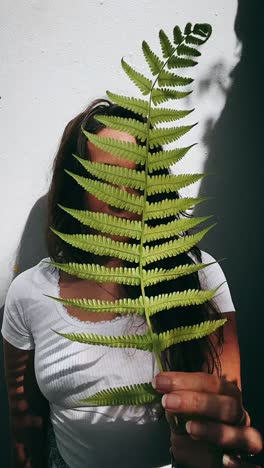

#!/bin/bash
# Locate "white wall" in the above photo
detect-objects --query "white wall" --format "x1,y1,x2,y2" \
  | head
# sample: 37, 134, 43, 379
0, 0, 239, 304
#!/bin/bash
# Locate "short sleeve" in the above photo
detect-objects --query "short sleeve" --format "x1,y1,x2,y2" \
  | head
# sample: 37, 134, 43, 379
1, 277, 35, 350
198, 251, 235, 313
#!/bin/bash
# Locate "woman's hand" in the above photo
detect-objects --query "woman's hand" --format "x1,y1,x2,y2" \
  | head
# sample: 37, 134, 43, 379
152, 372, 263, 467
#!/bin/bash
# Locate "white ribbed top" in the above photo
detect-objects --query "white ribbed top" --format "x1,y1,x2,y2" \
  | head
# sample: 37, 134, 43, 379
2, 252, 235, 468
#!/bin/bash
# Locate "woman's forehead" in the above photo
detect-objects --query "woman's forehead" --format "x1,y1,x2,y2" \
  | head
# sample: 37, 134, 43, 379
87, 127, 137, 169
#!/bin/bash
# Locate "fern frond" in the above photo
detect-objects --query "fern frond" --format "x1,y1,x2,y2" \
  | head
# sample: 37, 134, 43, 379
46, 261, 140, 285
167, 56, 198, 69
121, 58, 152, 95
95, 115, 147, 142
185, 35, 205, 46
149, 107, 193, 125
147, 288, 218, 316
177, 44, 201, 57
50, 229, 140, 263
57, 206, 142, 240
80, 383, 160, 406
53, 329, 153, 351
159, 29, 175, 58
193, 23, 212, 41
145, 196, 206, 220
73, 155, 145, 190
46, 296, 144, 315
142, 261, 215, 287
144, 215, 212, 242
173, 25, 184, 44
146, 173, 204, 195
159, 319, 226, 350
82, 130, 146, 164
148, 145, 196, 172
65, 173, 144, 215
152, 87, 192, 105
148, 124, 196, 148
142, 40, 164, 75
142, 225, 215, 265
106, 91, 149, 118
158, 70, 193, 87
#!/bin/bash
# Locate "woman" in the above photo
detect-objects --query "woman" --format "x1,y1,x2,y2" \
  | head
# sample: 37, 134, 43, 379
2, 99, 263, 467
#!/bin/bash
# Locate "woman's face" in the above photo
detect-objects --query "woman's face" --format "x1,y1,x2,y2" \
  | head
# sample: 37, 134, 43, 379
85, 127, 141, 223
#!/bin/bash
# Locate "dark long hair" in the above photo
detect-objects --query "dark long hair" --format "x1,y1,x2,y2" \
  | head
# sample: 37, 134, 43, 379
46, 99, 224, 375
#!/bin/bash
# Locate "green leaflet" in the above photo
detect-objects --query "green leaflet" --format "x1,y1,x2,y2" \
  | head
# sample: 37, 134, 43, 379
106, 91, 149, 117
177, 44, 201, 57
167, 56, 198, 69
147, 288, 218, 316
58, 206, 142, 240
158, 70, 193, 87
185, 35, 205, 46
142, 225, 215, 265
142, 261, 216, 287
50, 229, 140, 263
45, 261, 140, 285
159, 319, 227, 350
95, 115, 147, 142
148, 124, 196, 148
121, 58, 152, 95
143, 215, 212, 242
73, 155, 145, 190
142, 40, 164, 75
148, 145, 196, 172
173, 25, 184, 44
152, 87, 192, 105
46, 295, 144, 315
145, 196, 206, 220
65, 172, 144, 214
82, 130, 146, 164
149, 107, 193, 125
146, 173, 204, 195
80, 383, 160, 406
159, 29, 175, 58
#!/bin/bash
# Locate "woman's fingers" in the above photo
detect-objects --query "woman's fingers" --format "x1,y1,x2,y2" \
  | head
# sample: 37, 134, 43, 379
185, 420, 263, 455
162, 390, 243, 425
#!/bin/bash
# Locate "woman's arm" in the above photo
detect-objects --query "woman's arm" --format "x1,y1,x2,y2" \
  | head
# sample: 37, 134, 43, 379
4, 340, 49, 468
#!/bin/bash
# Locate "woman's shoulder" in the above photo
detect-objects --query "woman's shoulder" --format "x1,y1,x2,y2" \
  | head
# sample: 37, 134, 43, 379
7, 258, 55, 300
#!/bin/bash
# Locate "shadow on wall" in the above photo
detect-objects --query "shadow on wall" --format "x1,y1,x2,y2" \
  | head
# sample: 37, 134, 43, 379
195, 0, 264, 449
0, 195, 48, 467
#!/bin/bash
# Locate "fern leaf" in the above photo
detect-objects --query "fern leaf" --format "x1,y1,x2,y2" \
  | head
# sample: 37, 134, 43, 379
193, 23, 212, 41
148, 288, 218, 316
159, 319, 226, 350
152, 87, 192, 105
145, 197, 206, 220
150, 107, 193, 125
159, 29, 175, 58
50, 229, 140, 263
58, 206, 142, 240
142, 225, 215, 265
46, 296, 144, 315
45, 261, 140, 285
144, 215, 212, 242
148, 145, 196, 172
143, 261, 216, 287
65, 173, 144, 215
184, 23, 193, 35
142, 40, 164, 75
82, 130, 146, 165
148, 124, 196, 148
121, 58, 152, 95
73, 155, 145, 190
185, 35, 205, 46
167, 56, 198, 69
95, 115, 147, 142
53, 329, 153, 351
146, 173, 204, 195
106, 91, 149, 118
80, 383, 160, 406
173, 25, 184, 44
177, 44, 201, 57
158, 70, 193, 87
